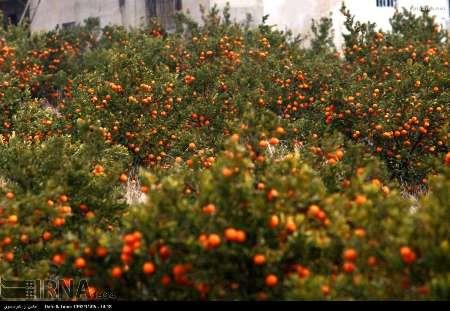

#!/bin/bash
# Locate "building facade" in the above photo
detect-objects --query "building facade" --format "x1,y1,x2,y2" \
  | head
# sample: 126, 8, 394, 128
1, 1, 448, 48
26, 0, 262, 32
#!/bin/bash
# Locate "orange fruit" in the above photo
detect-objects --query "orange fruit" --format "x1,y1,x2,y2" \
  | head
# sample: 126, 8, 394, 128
159, 245, 171, 260
235, 230, 246, 243
42, 231, 52, 241
96, 246, 108, 257
202, 203, 216, 215
285, 218, 297, 233
59, 194, 69, 203
111, 266, 123, 279
269, 137, 279, 145
354, 195, 367, 206
4, 252, 14, 262
222, 167, 233, 177
342, 261, 356, 273
307, 205, 320, 217
367, 256, 378, 267
7, 215, 18, 224
265, 274, 278, 287
52, 254, 64, 266
275, 127, 285, 135
266, 189, 279, 201
268, 215, 279, 228
161, 275, 171, 287
5, 192, 14, 200
119, 174, 128, 183
259, 140, 269, 148
253, 254, 266, 266
445, 152, 450, 165
230, 134, 240, 143
224, 228, 238, 241
143, 262, 156, 275
335, 150, 344, 160
207, 234, 221, 248
321, 285, 331, 296
354, 228, 366, 238
74, 257, 86, 269
400, 246, 417, 264
343, 248, 358, 261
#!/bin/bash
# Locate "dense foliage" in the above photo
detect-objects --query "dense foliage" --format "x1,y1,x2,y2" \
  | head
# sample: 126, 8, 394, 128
0, 5, 449, 300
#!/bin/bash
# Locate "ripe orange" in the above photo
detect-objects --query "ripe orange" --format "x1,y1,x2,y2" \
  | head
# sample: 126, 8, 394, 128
354, 195, 367, 206
143, 262, 156, 275
285, 218, 297, 233
400, 246, 417, 264
5, 251, 14, 262
224, 228, 238, 241
367, 256, 378, 267
202, 203, 216, 215
265, 274, 278, 287
335, 150, 344, 160
172, 264, 183, 277
52, 254, 64, 266
230, 134, 240, 143
307, 205, 320, 217
235, 230, 246, 243
159, 245, 171, 260
161, 275, 171, 287
268, 215, 279, 228
259, 140, 269, 148
266, 189, 279, 201
222, 167, 233, 177
275, 126, 285, 135
59, 194, 69, 203
269, 137, 279, 145
5, 192, 14, 200
111, 266, 123, 279
20, 234, 29, 244
321, 285, 331, 296
74, 257, 87, 269
327, 158, 337, 166
207, 234, 221, 248
342, 261, 356, 273
119, 173, 128, 183
253, 254, 266, 266
343, 248, 358, 261
354, 228, 366, 238
42, 231, 52, 241
7, 215, 18, 224
52, 217, 65, 227
297, 266, 310, 279
445, 152, 450, 165
96, 246, 108, 257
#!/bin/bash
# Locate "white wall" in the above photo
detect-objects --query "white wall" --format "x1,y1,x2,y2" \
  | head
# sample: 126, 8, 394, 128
210, 0, 264, 25
183, 0, 210, 23
29, 0, 149, 32
263, 0, 450, 49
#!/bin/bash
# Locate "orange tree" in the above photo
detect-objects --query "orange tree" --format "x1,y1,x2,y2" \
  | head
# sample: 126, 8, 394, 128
0, 5, 448, 300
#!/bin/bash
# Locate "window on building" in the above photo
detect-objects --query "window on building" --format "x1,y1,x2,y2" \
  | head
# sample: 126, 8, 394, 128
119, 0, 125, 8
376, 0, 396, 7
175, 0, 182, 11
146, 0, 157, 17
62, 22, 76, 29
